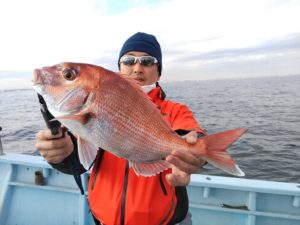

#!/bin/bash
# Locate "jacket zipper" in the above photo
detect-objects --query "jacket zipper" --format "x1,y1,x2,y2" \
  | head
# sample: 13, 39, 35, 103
121, 161, 129, 225
159, 173, 167, 196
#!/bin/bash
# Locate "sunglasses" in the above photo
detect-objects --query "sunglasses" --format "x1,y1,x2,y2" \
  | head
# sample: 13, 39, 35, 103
119, 55, 158, 67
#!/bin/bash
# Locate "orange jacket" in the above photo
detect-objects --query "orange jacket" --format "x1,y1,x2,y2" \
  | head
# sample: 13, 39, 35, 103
88, 86, 206, 225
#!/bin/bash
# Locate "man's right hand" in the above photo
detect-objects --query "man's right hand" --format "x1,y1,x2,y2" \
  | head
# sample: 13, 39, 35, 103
35, 128, 74, 164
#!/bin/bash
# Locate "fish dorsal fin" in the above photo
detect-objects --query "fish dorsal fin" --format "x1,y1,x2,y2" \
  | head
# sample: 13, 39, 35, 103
130, 160, 171, 177
118, 73, 150, 96
78, 136, 98, 170
119, 73, 142, 86
118, 73, 161, 112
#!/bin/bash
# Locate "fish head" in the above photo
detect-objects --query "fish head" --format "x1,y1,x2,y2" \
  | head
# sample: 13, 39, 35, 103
32, 62, 100, 117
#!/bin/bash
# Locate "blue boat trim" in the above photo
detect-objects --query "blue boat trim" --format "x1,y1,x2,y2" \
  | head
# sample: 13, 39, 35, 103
1, 153, 300, 225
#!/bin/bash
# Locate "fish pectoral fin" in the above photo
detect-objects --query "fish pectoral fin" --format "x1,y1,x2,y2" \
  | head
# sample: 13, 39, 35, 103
55, 112, 96, 125
78, 136, 98, 170
131, 160, 171, 177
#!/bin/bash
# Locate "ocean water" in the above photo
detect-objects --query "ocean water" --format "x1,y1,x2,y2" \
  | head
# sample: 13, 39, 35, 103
0, 75, 299, 183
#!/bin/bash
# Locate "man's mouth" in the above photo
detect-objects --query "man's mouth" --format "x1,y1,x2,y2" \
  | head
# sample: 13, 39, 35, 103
134, 77, 145, 82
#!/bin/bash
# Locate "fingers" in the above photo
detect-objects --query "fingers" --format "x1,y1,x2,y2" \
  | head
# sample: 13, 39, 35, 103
36, 135, 70, 152
166, 131, 206, 174
35, 128, 74, 164
166, 151, 202, 174
166, 170, 190, 186
36, 128, 64, 141
182, 131, 198, 144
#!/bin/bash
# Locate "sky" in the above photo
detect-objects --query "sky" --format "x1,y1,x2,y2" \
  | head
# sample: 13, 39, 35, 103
0, 0, 299, 89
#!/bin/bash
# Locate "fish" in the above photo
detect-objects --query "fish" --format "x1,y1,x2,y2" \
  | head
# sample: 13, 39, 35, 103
32, 62, 247, 177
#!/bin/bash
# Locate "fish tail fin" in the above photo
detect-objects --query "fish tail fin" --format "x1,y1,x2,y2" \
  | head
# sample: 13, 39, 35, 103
198, 128, 247, 176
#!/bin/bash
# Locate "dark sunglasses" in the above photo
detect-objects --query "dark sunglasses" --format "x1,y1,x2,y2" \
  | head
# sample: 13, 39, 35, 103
119, 55, 158, 67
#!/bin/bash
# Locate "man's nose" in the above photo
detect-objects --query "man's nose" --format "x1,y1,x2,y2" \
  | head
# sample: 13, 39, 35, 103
132, 61, 144, 73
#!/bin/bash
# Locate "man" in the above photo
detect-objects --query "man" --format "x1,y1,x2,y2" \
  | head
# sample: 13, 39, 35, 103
36, 32, 207, 225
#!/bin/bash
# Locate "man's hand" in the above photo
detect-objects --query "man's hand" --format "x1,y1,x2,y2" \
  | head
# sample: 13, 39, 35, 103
35, 128, 74, 164
165, 131, 206, 186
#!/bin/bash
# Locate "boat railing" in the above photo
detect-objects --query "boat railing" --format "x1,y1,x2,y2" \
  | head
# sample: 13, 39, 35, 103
1, 152, 300, 225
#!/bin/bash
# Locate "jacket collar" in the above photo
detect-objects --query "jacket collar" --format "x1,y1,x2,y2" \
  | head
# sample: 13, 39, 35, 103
148, 84, 166, 104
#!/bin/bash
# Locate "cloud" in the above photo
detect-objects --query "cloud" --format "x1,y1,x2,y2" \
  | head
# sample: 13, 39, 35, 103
174, 33, 300, 62
0, 0, 299, 86
162, 33, 300, 80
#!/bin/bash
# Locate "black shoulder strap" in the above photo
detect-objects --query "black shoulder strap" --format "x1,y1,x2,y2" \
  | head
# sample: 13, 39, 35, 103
90, 148, 105, 191
65, 132, 85, 195
67, 133, 104, 195
67, 154, 85, 195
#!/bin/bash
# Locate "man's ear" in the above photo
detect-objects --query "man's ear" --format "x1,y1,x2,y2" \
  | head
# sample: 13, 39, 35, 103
156, 73, 161, 82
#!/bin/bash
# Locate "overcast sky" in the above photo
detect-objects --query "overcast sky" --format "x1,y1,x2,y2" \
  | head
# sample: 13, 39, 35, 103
0, 0, 299, 89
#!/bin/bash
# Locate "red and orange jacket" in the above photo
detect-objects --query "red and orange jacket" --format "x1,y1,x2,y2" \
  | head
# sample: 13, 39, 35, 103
52, 85, 206, 225
87, 86, 206, 225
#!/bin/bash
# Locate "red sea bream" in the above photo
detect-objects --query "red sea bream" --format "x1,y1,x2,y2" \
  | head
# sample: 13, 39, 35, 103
32, 62, 247, 177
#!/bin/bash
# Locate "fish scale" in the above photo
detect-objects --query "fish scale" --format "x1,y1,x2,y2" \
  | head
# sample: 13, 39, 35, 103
96, 86, 173, 160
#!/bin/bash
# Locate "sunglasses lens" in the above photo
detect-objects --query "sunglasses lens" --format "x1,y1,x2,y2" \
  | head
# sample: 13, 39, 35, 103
120, 55, 157, 66
140, 56, 156, 66
121, 56, 136, 65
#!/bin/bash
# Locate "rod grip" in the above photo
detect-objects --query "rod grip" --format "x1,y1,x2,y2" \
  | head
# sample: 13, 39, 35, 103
37, 94, 61, 135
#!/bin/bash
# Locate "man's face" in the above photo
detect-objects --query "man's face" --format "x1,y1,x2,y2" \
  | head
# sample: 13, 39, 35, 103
119, 51, 160, 86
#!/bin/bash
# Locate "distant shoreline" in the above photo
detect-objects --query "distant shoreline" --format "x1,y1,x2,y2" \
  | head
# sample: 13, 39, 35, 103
1, 73, 299, 91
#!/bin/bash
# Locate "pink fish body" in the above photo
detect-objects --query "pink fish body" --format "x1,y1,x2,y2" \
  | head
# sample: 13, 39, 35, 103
32, 62, 246, 177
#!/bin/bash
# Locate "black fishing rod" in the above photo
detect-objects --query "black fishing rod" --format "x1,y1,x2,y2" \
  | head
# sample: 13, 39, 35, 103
0, 126, 4, 155
37, 94, 84, 195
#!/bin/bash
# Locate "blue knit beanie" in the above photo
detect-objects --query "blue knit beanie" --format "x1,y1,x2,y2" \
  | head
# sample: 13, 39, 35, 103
118, 32, 162, 76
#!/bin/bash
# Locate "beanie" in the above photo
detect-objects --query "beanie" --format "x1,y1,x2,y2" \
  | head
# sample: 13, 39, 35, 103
118, 32, 162, 76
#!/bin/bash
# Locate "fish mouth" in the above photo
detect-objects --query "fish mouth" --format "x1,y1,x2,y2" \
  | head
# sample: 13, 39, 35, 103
32, 68, 51, 90
32, 69, 46, 95
32, 69, 43, 86
32, 67, 59, 87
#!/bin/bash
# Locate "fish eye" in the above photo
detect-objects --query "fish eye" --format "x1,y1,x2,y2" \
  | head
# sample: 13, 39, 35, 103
62, 68, 77, 81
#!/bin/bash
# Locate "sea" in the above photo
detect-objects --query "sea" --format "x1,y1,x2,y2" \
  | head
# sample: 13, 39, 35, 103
0, 75, 299, 183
